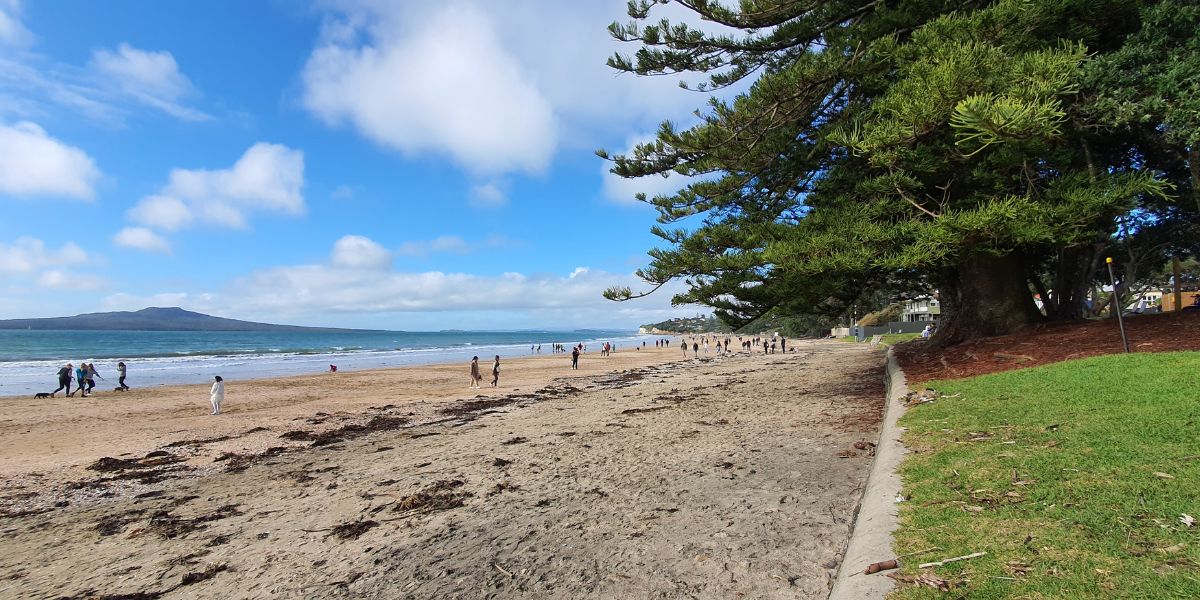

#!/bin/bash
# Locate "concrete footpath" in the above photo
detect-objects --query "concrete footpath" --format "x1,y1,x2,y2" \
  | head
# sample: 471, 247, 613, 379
827, 347, 911, 599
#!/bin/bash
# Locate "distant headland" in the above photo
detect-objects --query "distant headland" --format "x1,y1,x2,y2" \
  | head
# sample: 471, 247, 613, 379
0, 307, 371, 332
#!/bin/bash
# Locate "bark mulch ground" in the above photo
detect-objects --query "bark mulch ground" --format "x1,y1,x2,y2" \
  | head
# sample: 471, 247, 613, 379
894, 310, 1200, 384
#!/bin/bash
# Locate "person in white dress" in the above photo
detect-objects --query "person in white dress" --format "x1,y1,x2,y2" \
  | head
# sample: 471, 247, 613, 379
210, 376, 225, 415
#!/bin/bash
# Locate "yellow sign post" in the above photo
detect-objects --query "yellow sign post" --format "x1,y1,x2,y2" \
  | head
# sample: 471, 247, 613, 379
1105, 257, 1130, 353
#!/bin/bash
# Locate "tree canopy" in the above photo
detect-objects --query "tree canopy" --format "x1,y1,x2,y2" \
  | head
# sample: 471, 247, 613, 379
602, 0, 1200, 344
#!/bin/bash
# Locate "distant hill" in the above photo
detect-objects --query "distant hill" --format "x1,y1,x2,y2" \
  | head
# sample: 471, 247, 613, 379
0, 307, 369, 332
638, 315, 733, 335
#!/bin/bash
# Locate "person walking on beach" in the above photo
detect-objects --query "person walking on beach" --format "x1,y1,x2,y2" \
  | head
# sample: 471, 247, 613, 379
116, 361, 130, 391
210, 376, 225, 415
571, 345, 580, 369
52, 363, 73, 397
470, 356, 482, 389
692, 341, 699, 356
85, 363, 101, 394
491, 355, 501, 387
75, 364, 88, 397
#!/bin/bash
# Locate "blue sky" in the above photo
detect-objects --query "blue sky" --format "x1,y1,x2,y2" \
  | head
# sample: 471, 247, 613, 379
0, 0, 730, 330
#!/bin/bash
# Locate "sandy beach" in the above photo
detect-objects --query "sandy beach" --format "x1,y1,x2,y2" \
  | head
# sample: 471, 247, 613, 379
0, 340, 885, 599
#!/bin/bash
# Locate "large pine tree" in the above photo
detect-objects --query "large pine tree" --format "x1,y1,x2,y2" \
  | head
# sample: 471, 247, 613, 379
602, 0, 1197, 345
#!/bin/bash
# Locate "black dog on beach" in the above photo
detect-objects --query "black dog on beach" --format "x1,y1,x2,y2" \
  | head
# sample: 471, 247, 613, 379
34, 392, 51, 399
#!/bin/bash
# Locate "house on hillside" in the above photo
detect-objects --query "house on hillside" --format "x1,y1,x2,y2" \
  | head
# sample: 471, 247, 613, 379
901, 295, 940, 322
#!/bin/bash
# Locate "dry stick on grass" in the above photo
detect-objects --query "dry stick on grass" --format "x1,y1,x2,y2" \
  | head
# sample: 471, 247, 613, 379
864, 559, 899, 574
919, 551, 987, 569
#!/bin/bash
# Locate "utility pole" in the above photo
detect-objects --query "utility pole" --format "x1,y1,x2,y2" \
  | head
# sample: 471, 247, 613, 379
1106, 257, 1130, 353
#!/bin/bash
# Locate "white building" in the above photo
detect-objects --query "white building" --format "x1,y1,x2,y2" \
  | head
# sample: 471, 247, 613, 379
901, 295, 940, 322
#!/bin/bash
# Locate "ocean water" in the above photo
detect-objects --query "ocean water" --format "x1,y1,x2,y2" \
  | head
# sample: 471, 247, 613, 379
0, 329, 654, 397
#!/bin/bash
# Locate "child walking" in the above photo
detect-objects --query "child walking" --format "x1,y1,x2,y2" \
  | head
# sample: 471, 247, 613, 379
210, 376, 225, 415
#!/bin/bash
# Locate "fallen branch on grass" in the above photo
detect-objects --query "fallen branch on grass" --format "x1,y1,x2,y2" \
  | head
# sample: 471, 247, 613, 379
864, 559, 898, 574
919, 551, 986, 569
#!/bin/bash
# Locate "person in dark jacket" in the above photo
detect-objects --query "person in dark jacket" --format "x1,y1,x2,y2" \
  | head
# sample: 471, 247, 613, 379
51, 363, 73, 397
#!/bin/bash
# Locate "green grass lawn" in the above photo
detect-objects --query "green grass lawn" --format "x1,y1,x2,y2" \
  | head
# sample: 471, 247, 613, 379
838, 332, 923, 345
891, 351, 1200, 599
882, 333, 922, 345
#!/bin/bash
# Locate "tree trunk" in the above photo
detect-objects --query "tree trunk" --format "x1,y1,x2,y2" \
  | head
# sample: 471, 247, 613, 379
1189, 146, 1200, 214
934, 253, 1043, 346
1046, 242, 1103, 321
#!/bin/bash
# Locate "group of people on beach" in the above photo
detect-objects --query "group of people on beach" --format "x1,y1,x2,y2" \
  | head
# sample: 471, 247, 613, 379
49, 361, 129, 397
469, 355, 501, 389
679, 334, 788, 357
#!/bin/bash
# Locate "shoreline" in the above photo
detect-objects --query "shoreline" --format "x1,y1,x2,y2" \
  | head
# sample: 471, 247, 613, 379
0, 344, 688, 485
0, 330, 663, 398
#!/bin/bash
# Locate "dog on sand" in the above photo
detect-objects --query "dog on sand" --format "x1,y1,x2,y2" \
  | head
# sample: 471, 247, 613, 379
34, 392, 51, 399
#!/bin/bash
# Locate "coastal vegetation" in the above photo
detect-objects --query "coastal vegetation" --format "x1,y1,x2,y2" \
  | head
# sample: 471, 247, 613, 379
639, 315, 732, 334
601, 0, 1200, 346
893, 352, 1200, 597
640, 309, 840, 337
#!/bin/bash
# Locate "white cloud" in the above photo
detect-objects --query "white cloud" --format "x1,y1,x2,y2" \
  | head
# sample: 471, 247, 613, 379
0, 0, 32, 47
0, 121, 100, 200
301, 1, 749, 183
331, 234, 392, 269
113, 227, 171, 254
0, 34, 207, 124
0, 236, 90, 274
126, 142, 305, 235
601, 133, 691, 204
221, 263, 693, 327
102, 291, 190, 311
469, 181, 506, 207
89, 43, 209, 121
38, 269, 106, 290
301, 2, 556, 174
127, 194, 192, 231
97, 236, 697, 328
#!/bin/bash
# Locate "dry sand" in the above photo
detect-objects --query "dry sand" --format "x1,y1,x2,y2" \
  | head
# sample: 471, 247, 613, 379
0, 340, 885, 599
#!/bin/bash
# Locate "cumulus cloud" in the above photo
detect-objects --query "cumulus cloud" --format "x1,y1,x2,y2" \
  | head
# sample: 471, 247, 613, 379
126, 142, 305, 236
253, 265, 676, 322
127, 195, 192, 231
89, 43, 209, 121
113, 227, 171, 254
301, 2, 556, 174
331, 234, 392, 269
0, 236, 89, 273
98, 235, 696, 328
0, 121, 100, 200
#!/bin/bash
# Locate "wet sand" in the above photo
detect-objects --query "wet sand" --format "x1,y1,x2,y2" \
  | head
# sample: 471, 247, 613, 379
0, 340, 885, 599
